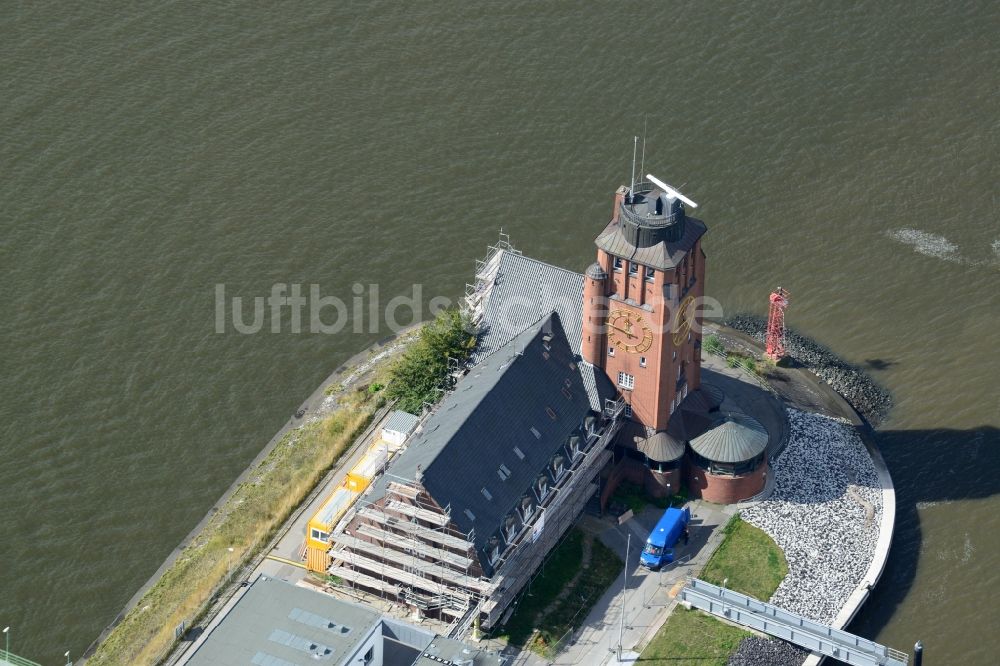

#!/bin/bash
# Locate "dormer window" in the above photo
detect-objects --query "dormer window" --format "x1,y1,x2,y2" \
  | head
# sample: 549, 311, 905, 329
565, 434, 582, 460
550, 454, 566, 482
520, 496, 534, 521
488, 536, 501, 564
504, 513, 520, 540
535, 475, 549, 502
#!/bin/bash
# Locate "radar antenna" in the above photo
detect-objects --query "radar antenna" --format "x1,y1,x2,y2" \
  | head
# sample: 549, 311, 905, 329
645, 174, 699, 209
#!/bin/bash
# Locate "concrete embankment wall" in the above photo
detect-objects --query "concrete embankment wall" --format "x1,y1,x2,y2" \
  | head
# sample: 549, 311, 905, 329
82, 328, 417, 663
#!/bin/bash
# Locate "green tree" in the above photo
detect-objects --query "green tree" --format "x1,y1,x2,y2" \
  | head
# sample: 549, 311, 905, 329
385, 309, 477, 413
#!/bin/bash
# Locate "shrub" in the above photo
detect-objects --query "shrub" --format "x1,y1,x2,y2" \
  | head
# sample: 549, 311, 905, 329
384, 309, 476, 414
704, 334, 724, 355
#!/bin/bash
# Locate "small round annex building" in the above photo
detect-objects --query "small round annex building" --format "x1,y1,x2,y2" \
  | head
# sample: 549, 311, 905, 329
687, 412, 769, 504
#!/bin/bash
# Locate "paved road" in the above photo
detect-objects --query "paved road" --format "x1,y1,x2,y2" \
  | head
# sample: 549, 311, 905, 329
516, 500, 738, 665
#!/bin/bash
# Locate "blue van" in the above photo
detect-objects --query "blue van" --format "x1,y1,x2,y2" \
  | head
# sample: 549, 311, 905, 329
639, 506, 691, 569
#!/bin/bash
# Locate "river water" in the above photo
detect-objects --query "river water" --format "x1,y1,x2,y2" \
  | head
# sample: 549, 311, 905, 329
1, 1, 997, 663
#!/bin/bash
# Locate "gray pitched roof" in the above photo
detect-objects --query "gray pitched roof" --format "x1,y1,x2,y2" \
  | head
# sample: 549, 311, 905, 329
383, 410, 420, 436
689, 412, 768, 463
471, 250, 610, 412
375, 312, 612, 576
473, 251, 585, 361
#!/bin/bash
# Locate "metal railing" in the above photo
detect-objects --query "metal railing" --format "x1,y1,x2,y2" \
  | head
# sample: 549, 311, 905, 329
0, 652, 45, 666
680, 579, 909, 666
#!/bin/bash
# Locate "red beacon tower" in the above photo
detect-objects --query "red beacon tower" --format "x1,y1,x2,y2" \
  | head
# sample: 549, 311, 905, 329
765, 287, 790, 362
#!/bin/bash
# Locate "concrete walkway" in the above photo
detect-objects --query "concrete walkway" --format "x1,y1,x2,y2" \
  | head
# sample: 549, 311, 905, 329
531, 500, 737, 665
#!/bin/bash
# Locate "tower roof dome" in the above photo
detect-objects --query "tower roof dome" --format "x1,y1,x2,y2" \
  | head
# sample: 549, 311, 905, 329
689, 412, 768, 463
638, 431, 685, 462
585, 262, 608, 280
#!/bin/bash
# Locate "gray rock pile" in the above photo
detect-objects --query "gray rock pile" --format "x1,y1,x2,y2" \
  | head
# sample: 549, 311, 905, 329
724, 314, 892, 424
741, 409, 882, 625
727, 636, 809, 666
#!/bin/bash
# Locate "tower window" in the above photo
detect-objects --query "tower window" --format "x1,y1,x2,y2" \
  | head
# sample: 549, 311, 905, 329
608, 345, 615, 357
645, 266, 655, 282
629, 262, 639, 276
617, 372, 635, 390
639, 356, 647, 368
613, 257, 623, 272
624, 403, 633, 418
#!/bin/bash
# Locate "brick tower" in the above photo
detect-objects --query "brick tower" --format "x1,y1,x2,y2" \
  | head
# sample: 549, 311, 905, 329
581, 178, 707, 431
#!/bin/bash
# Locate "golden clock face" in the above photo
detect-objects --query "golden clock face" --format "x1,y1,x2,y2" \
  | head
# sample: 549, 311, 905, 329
607, 309, 653, 354
672, 295, 697, 346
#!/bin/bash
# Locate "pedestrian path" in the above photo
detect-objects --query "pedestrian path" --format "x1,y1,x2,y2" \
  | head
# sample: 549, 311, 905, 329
536, 500, 737, 665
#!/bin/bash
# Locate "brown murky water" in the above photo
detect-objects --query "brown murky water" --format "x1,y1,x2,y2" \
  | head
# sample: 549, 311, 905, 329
1, 1, 997, 662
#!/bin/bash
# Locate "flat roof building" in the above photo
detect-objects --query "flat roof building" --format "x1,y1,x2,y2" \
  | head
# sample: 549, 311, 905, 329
184, 575, 504, 666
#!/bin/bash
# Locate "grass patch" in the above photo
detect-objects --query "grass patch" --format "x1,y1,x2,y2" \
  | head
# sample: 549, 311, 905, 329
700, 516, 787, 601
640, 607, 750, 665
89, 397, 378, 665
499, 529, 622, 658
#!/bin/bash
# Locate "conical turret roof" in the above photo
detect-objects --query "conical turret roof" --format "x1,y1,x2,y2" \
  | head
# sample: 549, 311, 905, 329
689, 412, 768, 463
638, 431, 685, 462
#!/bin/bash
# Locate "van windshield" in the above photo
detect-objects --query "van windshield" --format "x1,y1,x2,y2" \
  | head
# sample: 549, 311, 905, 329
643, 543, 662, 556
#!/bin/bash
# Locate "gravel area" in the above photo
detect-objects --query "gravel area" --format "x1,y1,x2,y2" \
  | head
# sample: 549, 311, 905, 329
724, 314, 892, 424
740, 408, 882, 625
727, 635, 810, 666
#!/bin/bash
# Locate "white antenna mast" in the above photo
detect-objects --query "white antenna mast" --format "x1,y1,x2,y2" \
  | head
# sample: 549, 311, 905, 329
639, 116, 647, 180
630, 136, 638, 195
646, 173, 699, 209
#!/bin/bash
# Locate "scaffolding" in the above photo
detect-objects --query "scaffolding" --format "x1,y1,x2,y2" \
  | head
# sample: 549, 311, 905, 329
328, 477, 486, 621
328, 398, 627, 635
464, 231, 520, 324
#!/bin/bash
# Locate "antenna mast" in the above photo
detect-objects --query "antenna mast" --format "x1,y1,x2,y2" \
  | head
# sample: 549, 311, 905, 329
630, 136, 638, 196
639, 116, 647, 180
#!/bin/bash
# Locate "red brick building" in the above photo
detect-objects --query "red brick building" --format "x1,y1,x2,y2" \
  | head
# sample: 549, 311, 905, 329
581, 180, 768, 504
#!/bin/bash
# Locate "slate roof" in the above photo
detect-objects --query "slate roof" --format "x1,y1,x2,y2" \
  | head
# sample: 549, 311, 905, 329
595, 193, 706, 271
473, 252, 585, 361
471, 250, 609, 412
689, 412, 769, 463
373, 312, 613, 575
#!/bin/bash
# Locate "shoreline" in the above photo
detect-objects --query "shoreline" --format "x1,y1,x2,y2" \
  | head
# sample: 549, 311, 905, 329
709, 323, 897, 665
84, 319, 895, 664
82, 325, 422, 663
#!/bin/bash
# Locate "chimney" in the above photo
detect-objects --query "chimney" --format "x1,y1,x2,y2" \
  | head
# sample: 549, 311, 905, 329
612, 186, 628, 224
